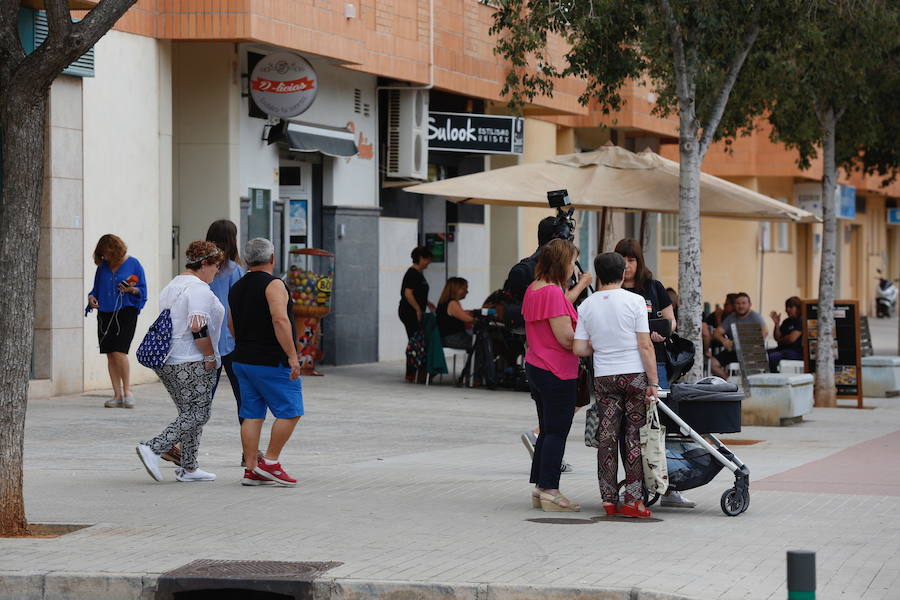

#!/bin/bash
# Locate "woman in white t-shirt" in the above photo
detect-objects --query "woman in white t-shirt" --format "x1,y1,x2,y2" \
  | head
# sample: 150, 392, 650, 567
573, 253, 659, 519
135, 241, 225, 484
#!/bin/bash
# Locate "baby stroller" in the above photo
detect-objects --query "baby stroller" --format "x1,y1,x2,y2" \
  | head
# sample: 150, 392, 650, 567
655, 379, 751, 516
617, 337, 751, 516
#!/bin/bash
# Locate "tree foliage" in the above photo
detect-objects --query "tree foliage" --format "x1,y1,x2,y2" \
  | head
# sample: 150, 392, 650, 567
767, 0, 900, 182
490, 1, 798, 153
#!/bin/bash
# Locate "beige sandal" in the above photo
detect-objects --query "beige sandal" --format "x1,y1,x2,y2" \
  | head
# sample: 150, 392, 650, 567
531, 489, 542, 509
539, 491, 581, 512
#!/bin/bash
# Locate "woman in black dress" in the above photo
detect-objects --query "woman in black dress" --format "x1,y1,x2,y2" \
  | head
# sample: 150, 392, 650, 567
398, 246, 434, 381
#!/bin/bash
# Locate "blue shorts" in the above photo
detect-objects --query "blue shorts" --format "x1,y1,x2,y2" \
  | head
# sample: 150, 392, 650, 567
232, 362, 303, 419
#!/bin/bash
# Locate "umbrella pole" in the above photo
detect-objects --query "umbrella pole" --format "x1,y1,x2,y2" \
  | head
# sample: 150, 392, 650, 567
598, 207, 608, 253
639, 210, 647, 248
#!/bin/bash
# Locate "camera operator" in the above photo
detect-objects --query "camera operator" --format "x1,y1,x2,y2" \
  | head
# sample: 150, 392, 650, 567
504, 217, 592, 306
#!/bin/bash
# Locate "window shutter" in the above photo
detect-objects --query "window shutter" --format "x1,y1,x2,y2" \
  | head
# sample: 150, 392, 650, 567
33, 10, 96, 78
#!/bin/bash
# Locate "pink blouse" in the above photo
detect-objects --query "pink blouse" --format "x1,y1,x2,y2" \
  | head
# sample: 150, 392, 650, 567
522, 284, 579, 380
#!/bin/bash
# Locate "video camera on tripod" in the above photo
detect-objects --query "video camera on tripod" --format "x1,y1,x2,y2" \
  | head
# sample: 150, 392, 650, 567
546, 189, 577, 242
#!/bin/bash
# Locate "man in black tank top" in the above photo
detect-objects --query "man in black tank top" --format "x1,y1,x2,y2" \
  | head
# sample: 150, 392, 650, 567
228, 238, 303, 487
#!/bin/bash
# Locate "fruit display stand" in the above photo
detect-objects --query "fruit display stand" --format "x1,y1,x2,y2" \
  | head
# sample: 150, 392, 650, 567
285, 248, 334, 376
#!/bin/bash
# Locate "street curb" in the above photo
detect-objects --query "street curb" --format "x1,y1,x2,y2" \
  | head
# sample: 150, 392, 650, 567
0, 572, 704, 600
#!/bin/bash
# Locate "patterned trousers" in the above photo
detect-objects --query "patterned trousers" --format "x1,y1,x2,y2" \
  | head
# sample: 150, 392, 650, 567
145, 361, 216, 470
593, 372, 648, 504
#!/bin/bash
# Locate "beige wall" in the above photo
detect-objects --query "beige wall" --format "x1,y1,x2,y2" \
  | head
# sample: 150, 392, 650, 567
82, 31, 173, 390
172, 42, 240, 259
36, 76, 86, 396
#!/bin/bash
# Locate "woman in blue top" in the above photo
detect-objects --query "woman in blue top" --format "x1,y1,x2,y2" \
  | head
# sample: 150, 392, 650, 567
206, 220, 245, 416
87, 234, 147, 409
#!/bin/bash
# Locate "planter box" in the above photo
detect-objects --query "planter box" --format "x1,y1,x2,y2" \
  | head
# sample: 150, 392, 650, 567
745, 373, 814, 426
861, 356, 900, 397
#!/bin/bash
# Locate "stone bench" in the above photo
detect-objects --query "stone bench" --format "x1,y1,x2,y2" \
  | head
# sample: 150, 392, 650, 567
861, 356, 900, 397
744, 373, 815, 426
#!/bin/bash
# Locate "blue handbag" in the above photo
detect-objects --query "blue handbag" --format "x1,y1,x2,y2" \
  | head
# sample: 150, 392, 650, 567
136, 308, 174, 369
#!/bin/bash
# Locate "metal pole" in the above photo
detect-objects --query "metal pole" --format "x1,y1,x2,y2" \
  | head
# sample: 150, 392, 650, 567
787, 550, 816, 600
639, 210, 647, 248
598, 207, 608, 253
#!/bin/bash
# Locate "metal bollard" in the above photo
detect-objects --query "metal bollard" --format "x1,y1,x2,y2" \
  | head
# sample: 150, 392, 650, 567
787, 550, 816, 599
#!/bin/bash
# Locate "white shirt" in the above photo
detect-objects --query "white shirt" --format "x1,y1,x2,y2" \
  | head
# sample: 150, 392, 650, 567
574, 288, 650, 377
159, 274, 225, 367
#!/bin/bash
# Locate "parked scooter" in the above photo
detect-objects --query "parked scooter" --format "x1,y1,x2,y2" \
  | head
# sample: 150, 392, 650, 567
875, 269, 898, 318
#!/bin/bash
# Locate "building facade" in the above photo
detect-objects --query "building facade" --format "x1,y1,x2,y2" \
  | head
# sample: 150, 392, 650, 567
26, 1, 900, 397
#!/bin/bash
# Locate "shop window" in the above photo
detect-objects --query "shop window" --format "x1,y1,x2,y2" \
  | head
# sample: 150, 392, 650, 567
659, 213, 678, 250
776, 222, 790, 252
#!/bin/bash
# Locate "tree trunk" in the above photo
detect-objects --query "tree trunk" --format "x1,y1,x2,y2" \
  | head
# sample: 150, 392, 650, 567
677, 134, 704, 382
815, 107, 838, 407
0, 91, 48, 536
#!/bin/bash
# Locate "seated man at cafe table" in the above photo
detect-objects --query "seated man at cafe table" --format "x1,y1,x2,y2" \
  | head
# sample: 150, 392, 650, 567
709, 292, 768, 379
767, 296, 804, 373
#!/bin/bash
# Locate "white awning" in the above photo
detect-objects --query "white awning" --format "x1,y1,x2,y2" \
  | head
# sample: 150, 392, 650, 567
268, 122, 358, 158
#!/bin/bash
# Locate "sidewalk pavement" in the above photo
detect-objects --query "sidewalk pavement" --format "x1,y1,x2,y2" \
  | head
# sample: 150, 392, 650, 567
2, 351, 900, 599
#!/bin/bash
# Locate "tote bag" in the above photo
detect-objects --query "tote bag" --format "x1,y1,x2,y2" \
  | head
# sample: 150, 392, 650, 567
639, 401, 669, 495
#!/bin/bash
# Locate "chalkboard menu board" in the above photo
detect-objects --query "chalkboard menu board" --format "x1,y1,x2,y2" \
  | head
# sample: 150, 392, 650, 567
801, 299, 863, 407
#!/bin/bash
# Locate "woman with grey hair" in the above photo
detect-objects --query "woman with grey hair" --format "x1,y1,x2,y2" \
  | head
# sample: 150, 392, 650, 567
136, 241, 225, 483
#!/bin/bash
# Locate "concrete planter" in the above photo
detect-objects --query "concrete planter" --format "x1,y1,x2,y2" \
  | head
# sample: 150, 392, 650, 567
744, 373, 815, 426
861, 356, 900, 397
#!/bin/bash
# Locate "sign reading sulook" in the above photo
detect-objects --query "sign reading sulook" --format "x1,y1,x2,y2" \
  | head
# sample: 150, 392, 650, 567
250, 52, 318, 119
428, 112, 524, 155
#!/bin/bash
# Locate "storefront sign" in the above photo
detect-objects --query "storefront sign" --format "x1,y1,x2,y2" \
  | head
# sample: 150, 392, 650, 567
801, 299, 863, 407
427, 112, 524, 155
888, 208, 900, 225
250, 52, 318, 119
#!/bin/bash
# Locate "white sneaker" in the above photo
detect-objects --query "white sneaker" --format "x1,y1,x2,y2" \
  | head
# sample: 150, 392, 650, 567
661, 490, 696, 508
175, 468, 216, 482
135, 444, 162, 482
122, 396, 135, 409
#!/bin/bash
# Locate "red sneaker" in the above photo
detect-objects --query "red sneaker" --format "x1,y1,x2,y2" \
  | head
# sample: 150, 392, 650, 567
241, 469, 275, 486
253, 459, 297, 486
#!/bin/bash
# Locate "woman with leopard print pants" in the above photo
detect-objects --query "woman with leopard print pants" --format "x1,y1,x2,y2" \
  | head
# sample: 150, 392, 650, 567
573, 252, 660, 518
136, 241, 225, 483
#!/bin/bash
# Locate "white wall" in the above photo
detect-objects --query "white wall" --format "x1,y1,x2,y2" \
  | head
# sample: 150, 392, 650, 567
82, 31, 172, 389
379, 217, 419, 360
448, 223, 489, 308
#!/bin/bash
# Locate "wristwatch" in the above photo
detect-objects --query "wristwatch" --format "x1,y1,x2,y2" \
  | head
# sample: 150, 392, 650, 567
203, 354, 216, 363
649, 383, 661, 389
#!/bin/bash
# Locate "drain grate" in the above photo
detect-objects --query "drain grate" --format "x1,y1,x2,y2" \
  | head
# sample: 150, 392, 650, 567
155, 559, 341, 600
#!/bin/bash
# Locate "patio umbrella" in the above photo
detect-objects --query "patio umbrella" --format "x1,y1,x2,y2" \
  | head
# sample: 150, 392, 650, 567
404, 145, 818, 222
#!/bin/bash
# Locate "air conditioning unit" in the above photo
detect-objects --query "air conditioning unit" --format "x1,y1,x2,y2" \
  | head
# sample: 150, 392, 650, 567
386, 89, 428, 180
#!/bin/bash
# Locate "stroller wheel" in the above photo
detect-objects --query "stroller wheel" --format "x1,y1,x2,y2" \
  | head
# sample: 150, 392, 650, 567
740, 489, 750, 513
720, 488, 745, 516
